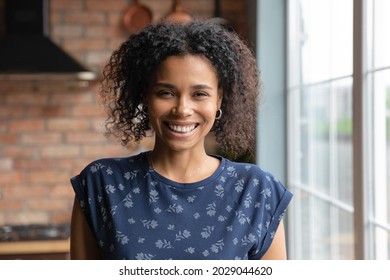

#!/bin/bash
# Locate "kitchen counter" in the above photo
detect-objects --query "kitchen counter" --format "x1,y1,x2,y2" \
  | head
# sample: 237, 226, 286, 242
0, 224, 70, 259
0, 239, 70, 255
0, 239, 70, 259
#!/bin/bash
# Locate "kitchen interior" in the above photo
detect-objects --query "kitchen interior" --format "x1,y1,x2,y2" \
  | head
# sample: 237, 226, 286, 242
0, 0, 255, 259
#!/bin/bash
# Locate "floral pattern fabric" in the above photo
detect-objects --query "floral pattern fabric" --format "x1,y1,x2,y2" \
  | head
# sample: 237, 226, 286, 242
71, 152, 293, 260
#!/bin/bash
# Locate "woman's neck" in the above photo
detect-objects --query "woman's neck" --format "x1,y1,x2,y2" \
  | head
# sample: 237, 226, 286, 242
148, 148, 217, 183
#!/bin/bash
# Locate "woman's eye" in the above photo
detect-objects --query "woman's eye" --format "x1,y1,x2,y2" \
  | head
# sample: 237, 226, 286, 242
157, 90, 174, 97
193, 92, 208, 98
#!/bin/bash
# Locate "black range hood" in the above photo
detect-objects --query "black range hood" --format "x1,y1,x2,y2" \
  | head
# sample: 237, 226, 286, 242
0, 0, 96, 80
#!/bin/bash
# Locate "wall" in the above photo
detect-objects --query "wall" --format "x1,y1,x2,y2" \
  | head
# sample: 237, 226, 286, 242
0, 0, 250, 226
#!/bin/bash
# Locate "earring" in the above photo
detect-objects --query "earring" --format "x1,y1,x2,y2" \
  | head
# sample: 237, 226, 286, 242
215, 109, 222, 120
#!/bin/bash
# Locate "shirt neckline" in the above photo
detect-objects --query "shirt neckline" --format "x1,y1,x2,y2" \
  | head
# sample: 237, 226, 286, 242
140, 151, 226, 189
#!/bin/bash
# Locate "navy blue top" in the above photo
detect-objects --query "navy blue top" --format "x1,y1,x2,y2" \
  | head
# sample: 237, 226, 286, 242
71, 152, 293, 260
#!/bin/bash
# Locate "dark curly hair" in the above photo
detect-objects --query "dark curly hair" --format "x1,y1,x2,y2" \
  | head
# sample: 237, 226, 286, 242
100, 20, 260, 157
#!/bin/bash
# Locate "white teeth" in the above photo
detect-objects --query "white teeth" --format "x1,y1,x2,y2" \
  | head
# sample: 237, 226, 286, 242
168, 124, 196, 133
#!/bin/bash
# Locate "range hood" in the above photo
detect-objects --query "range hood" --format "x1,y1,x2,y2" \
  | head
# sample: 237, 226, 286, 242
0, 0, 96, 80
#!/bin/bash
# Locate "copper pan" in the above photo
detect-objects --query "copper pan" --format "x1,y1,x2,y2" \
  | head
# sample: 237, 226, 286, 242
122, 0, 152, 34
164, 0, 193, 23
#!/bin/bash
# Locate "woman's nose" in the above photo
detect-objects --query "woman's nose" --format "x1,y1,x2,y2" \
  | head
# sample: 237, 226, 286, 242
172, 97, 193, 117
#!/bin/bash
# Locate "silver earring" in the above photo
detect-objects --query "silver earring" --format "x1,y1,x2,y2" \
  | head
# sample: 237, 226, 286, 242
215, 109, 222, 120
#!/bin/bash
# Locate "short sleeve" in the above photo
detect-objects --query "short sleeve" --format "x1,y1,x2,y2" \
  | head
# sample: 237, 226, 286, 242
248, 172, 293, 259
70, 163, 106, 236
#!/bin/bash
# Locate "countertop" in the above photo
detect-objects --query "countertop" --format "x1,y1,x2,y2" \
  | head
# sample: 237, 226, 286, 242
0, 239, 70, 255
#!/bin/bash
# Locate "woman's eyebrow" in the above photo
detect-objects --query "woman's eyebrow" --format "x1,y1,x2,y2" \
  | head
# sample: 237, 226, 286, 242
191, 84, 213, 90
153, 82, 213, 90
153, 82, 175, 89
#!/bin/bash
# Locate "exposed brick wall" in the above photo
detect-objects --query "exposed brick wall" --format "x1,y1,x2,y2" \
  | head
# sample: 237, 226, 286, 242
0, 80, 137, 225
0, 0, 249, 226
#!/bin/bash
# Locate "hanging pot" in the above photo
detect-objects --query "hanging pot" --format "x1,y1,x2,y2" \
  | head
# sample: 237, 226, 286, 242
164, 0, 193, 23
122, 0, 152, 34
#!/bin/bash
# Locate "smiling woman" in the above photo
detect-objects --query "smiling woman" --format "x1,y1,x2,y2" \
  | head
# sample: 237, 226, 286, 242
70, 20, 293, 260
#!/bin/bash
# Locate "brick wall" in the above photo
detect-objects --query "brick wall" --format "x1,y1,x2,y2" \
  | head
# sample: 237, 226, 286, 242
0, 0, 250, 226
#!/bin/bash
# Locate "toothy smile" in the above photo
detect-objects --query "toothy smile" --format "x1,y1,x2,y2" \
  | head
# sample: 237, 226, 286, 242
167, 123, 197, 133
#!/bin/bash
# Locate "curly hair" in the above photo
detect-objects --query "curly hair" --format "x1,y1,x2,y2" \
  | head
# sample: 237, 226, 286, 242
100, 20, 260, 157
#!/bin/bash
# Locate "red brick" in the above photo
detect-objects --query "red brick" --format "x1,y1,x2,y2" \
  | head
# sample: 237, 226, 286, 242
0, 121, 6, 133
0, 106, 25, 118
14, 159, 57, 170
0, 200, 23, 210
9, 119, 45, 133
91, 117, 107, 132
63, 11, 106, 25
51, 92, 94, 105
0, 158, 13, 171
71, 104, 104, 117
57, 159, 92, 170
85, 26, 119, 38
66, 132, 105, 144
82, 144, 127, 157
47, 118, 90, 131
26, 106, 68, 117
0, 134, 18, 145
85, 51, 112, 67
50, 0, 84, 11
49, 12, 63, 27
0, 80, 35, 92
6, 93, 49, 105
107, 37, 127, 50
0, 171, 24, 184
21, 132, 62, 145
62, 38, 107, 52
2, 146, 37, 157
28, 171, 70, 184
3, 184, 48, 198
86, 0, 126, 12
50, 185, 74, 198
13, 158, 87, 171
52, 25, 84, 38
40, 145, 81, 158
108, 11, 127, 27
5, 212, 49, 225
28, 198, 70, 211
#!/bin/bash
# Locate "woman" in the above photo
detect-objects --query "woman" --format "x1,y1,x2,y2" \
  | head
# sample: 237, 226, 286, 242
70, 20, 293, 260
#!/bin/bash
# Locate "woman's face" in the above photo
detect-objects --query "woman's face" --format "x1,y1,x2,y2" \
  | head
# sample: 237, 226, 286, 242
145, 54, 222, 153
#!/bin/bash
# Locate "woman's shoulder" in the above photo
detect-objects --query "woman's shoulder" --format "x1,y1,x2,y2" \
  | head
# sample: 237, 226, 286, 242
222, 157, 286, 188
223, 158, 265, 176
222, 158, 292, 208
78, 152, 148, 177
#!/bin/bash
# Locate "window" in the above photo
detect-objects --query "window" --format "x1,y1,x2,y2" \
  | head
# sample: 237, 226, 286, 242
365, 0, 390, 259
287, 0, 390, 259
